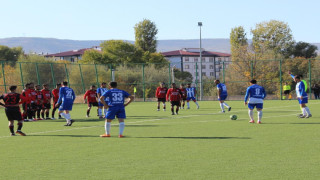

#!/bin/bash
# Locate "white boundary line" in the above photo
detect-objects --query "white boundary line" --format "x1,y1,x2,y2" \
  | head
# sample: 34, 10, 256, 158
0, 102, 317, 139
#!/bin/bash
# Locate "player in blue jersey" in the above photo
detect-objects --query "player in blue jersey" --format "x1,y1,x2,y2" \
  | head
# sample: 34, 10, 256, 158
288, 71, 308, 116
294, 76, 312, 118
97, 82, 108, 119
185, 83, 199, 109
214, 80, 231, 113
56, 81, 76, 126
244, 80, 266, 124
99, 82, 134, 138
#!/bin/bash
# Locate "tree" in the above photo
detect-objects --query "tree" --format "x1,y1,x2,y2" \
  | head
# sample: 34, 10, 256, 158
80, 49, 105, 64
291, 41, 318, 58
0, 45, 23, 65
230, 26, 248, 57
134, 19, 158, 53
251, 20, 294, 58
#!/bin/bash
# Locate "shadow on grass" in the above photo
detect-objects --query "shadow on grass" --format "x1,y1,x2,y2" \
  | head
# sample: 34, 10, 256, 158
29, 134, 98, 137
136, 137, 251, 140
290, 122, 320, 124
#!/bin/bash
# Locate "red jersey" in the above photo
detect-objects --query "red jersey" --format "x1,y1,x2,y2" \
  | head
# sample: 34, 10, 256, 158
0, 93, 24, 109
35, 90, 43, 105
84, 90, 97, 103
166, 88, 182, 102
22, 89, 31, 104
41, 89, 52, 104
29, 89, 37, 102
155, 87, 168, 98
179, 88, 187, 98
52, 88, 59, 103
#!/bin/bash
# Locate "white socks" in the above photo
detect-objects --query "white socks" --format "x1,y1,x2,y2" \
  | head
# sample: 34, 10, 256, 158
248, 110, 254, 120
119, 122, 125, 135
98, 109, 102, 116
223, 103, 230, 108
187, 102, 190, 108
257, 111, 262, 121
105, 122, 111, 134
220, 103, 224, 112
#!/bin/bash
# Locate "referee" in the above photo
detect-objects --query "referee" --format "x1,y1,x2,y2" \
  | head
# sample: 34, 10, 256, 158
283, 82, 292, 100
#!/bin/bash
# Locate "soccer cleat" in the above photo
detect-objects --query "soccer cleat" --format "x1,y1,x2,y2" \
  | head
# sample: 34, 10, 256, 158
221, 111, 225, 113
296, 114, 303, 117
16, 131, 26, 136
51, 117, 56, 120
257, 121, 262, 124
228, 107, 232, 112
86, 115, 90, 118
64, 123, 70, 126
69, 120, 75, 126
197, 106, 200, 109
163, 109, 166, 111
45, 117, 51, 120
298, 114, 306, 118
99, 116, 104, 119
10, 133, 16, 136
187, 107, 190, 109
176, 112, 179, 115
100, 134, 111, 137
157, 109, 160, 111
171, 112, 175, 115
118, 135, 125, 138
249, 120, 255, 123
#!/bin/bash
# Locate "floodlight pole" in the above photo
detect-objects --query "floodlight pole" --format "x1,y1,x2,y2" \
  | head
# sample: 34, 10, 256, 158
198, 22, 203, 101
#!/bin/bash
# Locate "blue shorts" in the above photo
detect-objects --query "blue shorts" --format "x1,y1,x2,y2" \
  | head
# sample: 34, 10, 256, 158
98, 102, 104, 107
105, 108, 126, 120
186, 97, 196, 101
298, 97, 308, 104
248, 103, 263, 109
218, 95, 227, 101
59, 103, 73, 111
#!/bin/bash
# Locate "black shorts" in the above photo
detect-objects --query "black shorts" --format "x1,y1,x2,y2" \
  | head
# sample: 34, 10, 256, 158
88, 102, 99, 107
182, 97, 187, 101
284, 90, 291, 95
5, 108, 22, 121
42, 103, 51, 109
35, 104, 43, 110
158, 98, 166, 102
30, 103, 37, 111
170, 101, 181, 106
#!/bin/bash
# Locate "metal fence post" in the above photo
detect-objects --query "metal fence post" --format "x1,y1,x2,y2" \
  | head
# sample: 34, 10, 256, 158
94, 64, 99, 87
309, 59, 312, 99
250, 60, 254, 79
19, 62, 24, 88
142, 64, 145, 102
1, 61, 7, 93
64, 64, 70, 86
279, 59, 282, 100
35, 63, 41, 85
109, 64, 113, 81
79, 64, 85, 93
50, 63, 55, 88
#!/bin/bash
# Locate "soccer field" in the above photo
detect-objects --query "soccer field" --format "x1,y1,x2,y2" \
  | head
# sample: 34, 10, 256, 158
1, 100, 320, 180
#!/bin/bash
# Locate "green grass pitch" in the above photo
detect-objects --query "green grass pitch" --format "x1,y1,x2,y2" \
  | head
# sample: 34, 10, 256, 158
1, 100, 320, 180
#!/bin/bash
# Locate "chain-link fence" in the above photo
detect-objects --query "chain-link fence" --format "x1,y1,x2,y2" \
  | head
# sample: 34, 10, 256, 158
0, 59, 319, 102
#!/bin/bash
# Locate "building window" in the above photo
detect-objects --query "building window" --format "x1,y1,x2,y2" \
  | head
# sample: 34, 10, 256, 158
210, 72, 215, 76
202, 65, 206, 69
209, 65, 214, 69
194, 57, 198, 62
185, 57, 189, 62
185, 65, 189, 69
209, 57, 214, 62
218, 57, 222, 62
201, 57, 205, 62
202, 72, 206, 76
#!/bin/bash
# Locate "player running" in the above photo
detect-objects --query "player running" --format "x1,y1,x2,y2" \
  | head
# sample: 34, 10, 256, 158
41, 84, 52, 120
244, 79, 266, 124
51, 83, 62, 119
56, 81, 76, 126
179, 84, 187, 109
34, 85, 43, 120
166, 83, 182, 115
99, 82, 134, 138
214, 80, 231, 113
155, 82, 168, 111
97, 82, 108, 119
0, 86, 26, 136
84, 85, 98, 117
294, 75, 312, 118
185, 83, 200, 109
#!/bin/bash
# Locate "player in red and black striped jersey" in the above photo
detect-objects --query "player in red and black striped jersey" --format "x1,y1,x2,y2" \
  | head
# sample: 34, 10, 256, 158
51, 83, 62, 119
166, 83, 182, 115
41, 84, 52, 119
155, 82, 168, 111
0, 85, 26, 136
29, 83, 37, 120
84, 85, 98, 117
179, 84, 187, 109
34, 85, 43, 120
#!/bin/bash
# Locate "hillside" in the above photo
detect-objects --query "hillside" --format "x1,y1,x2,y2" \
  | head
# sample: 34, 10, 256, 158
0, 37, 319, 54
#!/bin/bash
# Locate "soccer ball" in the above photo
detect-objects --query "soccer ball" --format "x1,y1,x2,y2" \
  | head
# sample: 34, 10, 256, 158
230, 115, 237, 120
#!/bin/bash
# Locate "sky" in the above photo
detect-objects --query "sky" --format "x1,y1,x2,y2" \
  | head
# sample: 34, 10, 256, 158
0, 0, 319, 42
